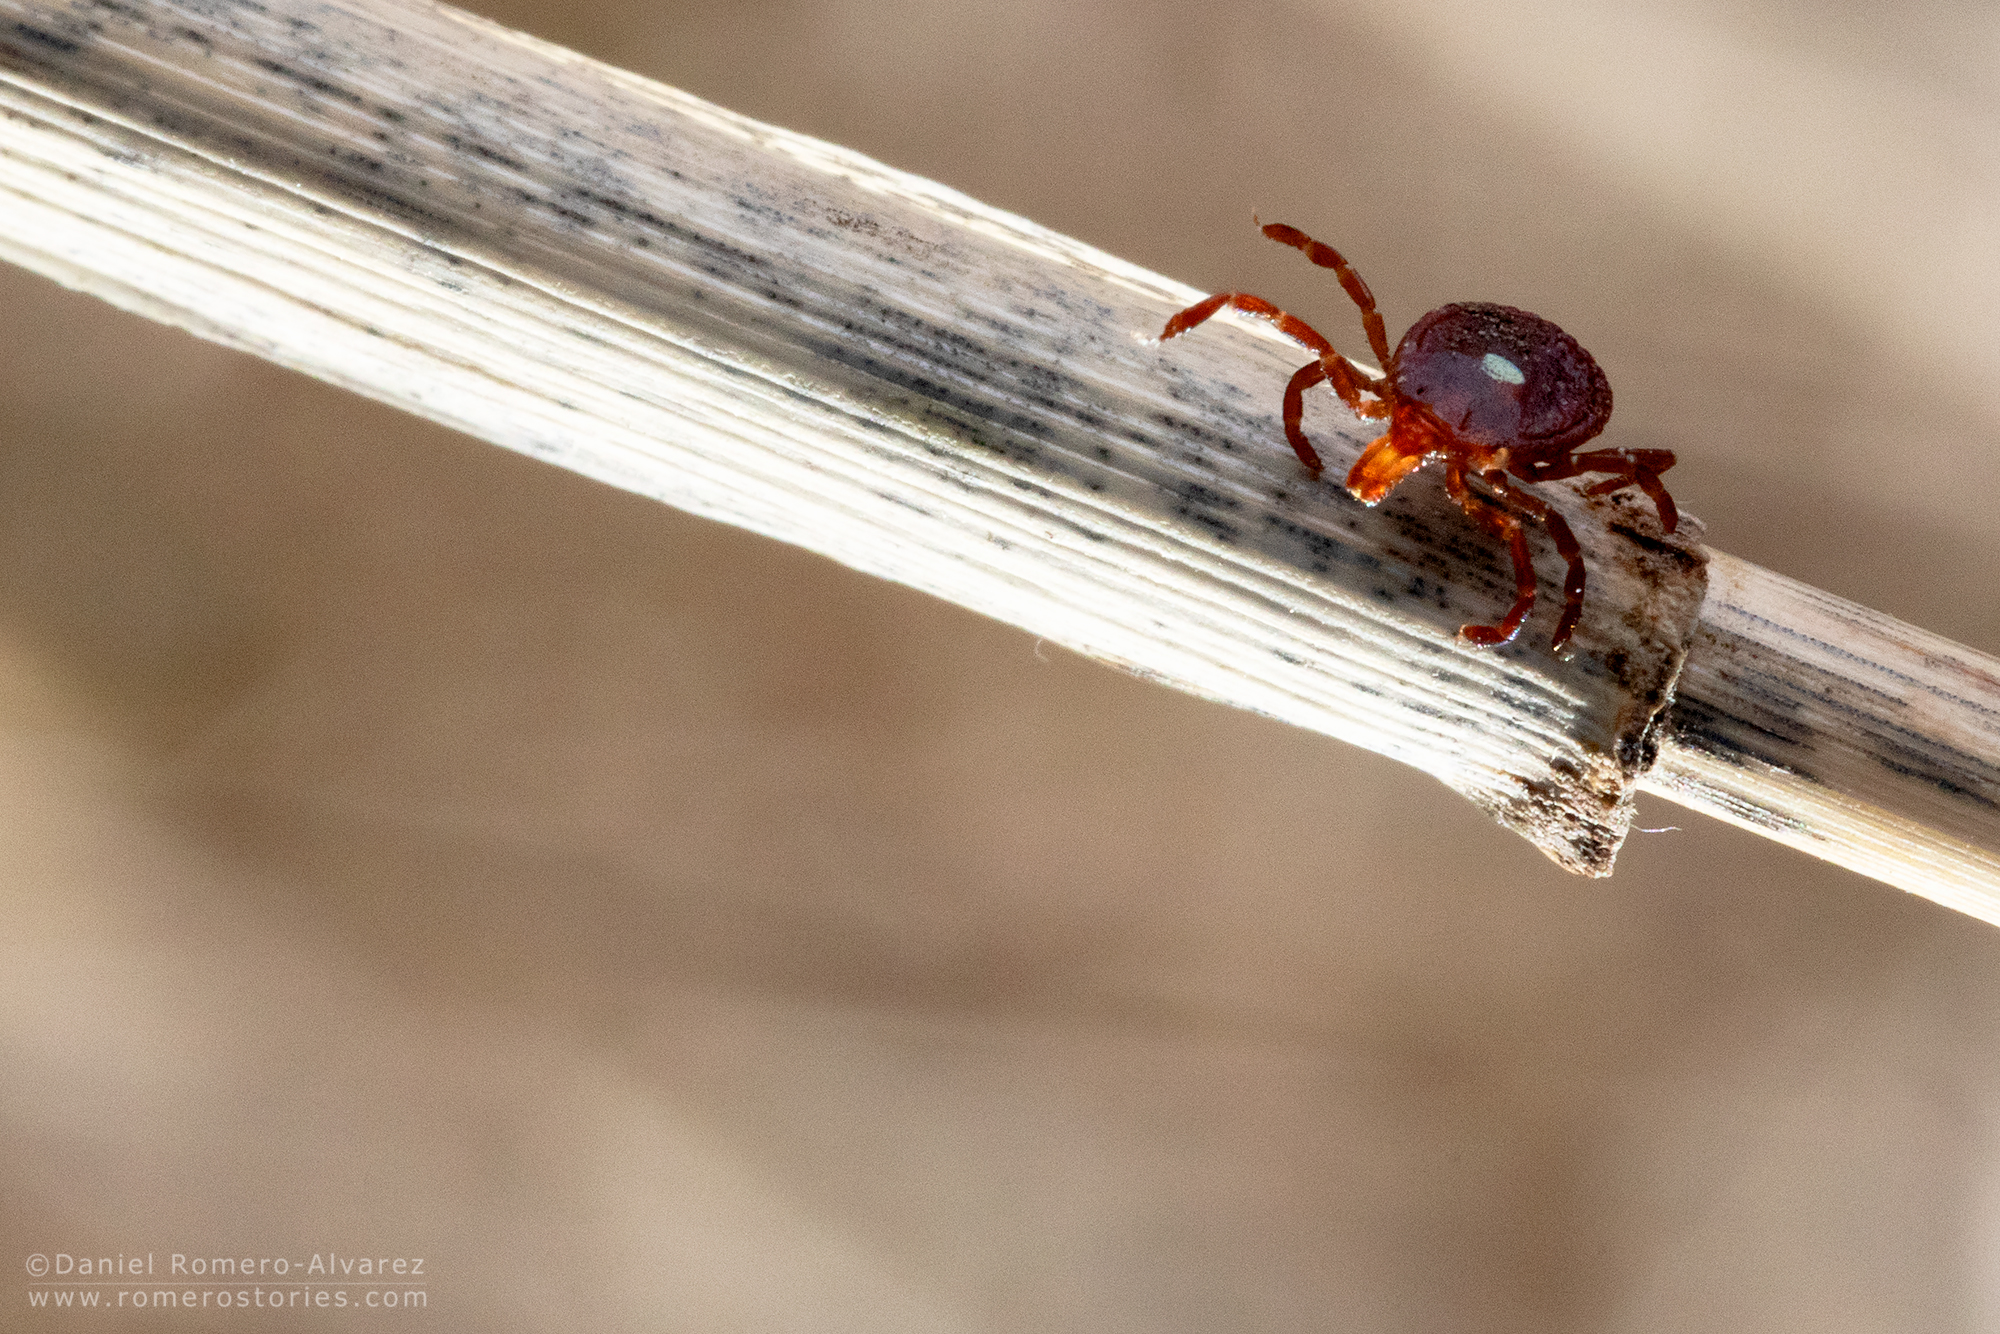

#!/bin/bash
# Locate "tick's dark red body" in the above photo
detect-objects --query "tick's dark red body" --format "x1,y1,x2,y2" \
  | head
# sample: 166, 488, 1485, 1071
1161, 222, 1678, 651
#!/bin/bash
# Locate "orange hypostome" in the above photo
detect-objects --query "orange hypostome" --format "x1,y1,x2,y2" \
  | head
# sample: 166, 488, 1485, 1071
1345, 402, 1453, 504
1344, 435, 1427, 504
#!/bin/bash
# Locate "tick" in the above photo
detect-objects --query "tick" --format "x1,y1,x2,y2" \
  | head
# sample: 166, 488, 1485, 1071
1160, 221, 1679, 652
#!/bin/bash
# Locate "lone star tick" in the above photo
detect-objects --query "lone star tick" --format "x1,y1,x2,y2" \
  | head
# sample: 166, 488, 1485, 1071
1160, 221, 1679, 652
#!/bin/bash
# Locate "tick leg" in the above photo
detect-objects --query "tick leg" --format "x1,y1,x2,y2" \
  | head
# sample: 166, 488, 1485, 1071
1442, 462, 1538, 648
1161, 291, 1339, 360
1570, 447, 1677, 473
1255, 219, 1393, 369
1481, 472, 1587, 652
1530, 447, 1680, 533
1345, 434, 1427, 504
1282, 362, 1329, 473
1164, 292, 1387, 475
1283, 355, 1396, 476
1544, 511, 1586, 652
1323, 353, 1389, 417
1288, 354, 1387, 423
1584, 468, 1679, 534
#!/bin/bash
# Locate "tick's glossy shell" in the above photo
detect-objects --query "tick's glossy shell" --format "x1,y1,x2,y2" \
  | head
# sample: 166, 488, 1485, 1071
1388, 302, 1612, 457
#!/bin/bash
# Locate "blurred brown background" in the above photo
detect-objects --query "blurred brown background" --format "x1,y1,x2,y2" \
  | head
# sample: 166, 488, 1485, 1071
6, 0, 2000, 1329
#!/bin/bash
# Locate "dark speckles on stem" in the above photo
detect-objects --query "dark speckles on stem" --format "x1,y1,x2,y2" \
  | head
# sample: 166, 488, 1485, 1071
1609, 522, 1704, 576
1261, 513, 1383, 581
875, 304, 980, 357
1666, 695, 1808, 762
1017, 359, 1064, 389
1498, 685, 1562, 724
1873, 759, 1999, 809
329, 145, 387, 173
9, 22, 83, 54
442, 134, 529, 173
1174, 480, 1239, 513
874, 491, 934, 518
1150, 410, 1247, 455
813, 335, 1061, 464
1174, 506, 1240, 544
1019, 282, 1115, 323
309, 172, 451, 229
567, 186, 663, 228
1404, 574, 1452, 611
731, 194, 788, 225
252, 57, 364, 106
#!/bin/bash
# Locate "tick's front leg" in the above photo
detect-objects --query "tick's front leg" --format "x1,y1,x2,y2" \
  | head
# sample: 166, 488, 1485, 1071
1254, 220, 1393, 368
1159, 292, 1337, 358
1282, 357, 1390, 475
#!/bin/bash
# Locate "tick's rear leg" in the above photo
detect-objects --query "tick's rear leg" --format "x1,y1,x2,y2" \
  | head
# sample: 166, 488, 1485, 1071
1544, 511, 1587, 652
1483, 472, 1587, 652
1585, 470, 1678, 535
1533, 447, 1680, 533
1444, 464, 1538, 648
1445, 466, 1588, 652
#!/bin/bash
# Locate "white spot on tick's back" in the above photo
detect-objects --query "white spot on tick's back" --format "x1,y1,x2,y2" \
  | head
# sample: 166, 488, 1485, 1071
1481, 352, 1526, 385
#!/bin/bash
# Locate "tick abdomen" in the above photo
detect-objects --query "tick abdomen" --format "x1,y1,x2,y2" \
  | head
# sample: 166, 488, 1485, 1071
1391, 303, 1612, 455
